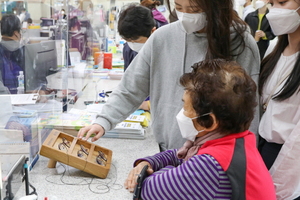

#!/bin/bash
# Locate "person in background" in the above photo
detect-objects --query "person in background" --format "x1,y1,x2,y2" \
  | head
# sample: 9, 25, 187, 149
125, 59, 276, 200
118, 3, 157, 111
60, 9, 67, 20
140, 0, 169, 27
78, 0, 260, 152
12, 8, 17, 15
118, 4, 156, 71
19, 8, 31, 23
245, 0, 276, 60
0, 14, 53, 100
238, 0, 255, 20
0, 14, 24, 94
109, 7, 117, 31
258, 0, 300, 199
69, 16, 81, 32
27, 18, 33, 26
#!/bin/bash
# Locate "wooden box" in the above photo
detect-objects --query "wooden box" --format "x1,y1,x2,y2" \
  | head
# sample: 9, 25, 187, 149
40, 129, 112, 178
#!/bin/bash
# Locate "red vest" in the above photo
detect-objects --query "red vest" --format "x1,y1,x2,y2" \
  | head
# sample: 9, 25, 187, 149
197, 130, 276, 200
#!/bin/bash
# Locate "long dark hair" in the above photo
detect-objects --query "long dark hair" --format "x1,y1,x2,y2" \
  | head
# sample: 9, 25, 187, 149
166, 0, 248, 60
259, 35, 300, 101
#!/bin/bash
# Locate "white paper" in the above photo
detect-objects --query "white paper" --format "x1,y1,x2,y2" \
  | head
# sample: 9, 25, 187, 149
0, 96, 13, 128
10, 93, 39, 105
0, 129, 24, 143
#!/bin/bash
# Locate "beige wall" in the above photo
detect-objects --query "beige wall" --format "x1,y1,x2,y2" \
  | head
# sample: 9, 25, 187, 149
28, 2, 52, 22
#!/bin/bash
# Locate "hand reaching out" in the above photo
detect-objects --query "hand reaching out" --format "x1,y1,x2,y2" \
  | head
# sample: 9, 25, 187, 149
77, 124, 105, 142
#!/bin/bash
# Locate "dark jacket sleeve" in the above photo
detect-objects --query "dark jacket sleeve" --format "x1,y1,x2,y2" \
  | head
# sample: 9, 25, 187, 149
244, 9, 275, 40
123, 43, 138, 71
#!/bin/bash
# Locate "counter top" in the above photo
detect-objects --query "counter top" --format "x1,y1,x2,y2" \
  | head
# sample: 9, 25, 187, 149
18, 128, 159, 200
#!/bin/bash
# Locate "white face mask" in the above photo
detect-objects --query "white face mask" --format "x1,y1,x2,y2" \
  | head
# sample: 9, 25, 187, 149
266, 7, 300, 36
255, 1, 265, 9
176, 108, 211, 141
127, 42, 144, 52
175, 10, 207, 34
238, 0, 246, 6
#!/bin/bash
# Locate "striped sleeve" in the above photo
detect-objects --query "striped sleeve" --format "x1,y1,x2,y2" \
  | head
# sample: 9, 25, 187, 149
134, 149, 183, 171
140, 153, 232, 200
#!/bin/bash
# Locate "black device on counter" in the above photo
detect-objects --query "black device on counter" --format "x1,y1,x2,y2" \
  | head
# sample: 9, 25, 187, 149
133, 165, 149, 200
2, 155, 28, 200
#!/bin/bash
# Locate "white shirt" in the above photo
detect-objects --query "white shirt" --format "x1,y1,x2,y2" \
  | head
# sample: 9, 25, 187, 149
243, 5, 255, 20
259, 52, 300, 199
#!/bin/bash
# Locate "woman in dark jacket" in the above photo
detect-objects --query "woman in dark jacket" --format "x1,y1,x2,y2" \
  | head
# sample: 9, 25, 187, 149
245, 0, 276, 60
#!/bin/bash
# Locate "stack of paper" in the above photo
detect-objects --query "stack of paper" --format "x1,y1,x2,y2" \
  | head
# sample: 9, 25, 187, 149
37, 109, 148, 140
10, 93, 39, 105
37, 112, 97, 136
103, 121, 145, 140
124, 115, 145, 124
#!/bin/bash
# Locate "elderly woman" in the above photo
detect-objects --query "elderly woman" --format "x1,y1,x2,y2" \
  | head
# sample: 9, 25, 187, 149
124, 59, 276, 200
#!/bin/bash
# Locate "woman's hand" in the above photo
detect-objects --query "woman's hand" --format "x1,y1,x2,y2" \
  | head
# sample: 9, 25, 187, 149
77, 124, 105, 142
124, 161, 154, 192
255, 30, 266, 41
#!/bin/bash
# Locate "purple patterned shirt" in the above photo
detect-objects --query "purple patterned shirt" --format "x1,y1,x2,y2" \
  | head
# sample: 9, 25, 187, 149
135, 149, 232, 200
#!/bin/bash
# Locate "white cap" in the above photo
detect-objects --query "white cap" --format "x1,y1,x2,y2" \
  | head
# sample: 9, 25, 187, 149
19, 71, 24, 75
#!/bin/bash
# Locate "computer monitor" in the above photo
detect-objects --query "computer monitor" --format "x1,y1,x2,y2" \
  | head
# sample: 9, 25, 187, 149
24, 40, 58, 92
40, 18, 55, 27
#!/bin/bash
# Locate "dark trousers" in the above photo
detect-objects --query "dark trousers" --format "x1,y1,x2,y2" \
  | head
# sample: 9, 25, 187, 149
258, 136, 283, 170
258, 136, 300, 200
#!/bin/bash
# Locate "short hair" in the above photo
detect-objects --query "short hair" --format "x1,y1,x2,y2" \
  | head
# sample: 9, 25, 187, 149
27, 18, 33, 24
180, 59, 257, 134
1, 14, 21, 37
118, 3, 156, 41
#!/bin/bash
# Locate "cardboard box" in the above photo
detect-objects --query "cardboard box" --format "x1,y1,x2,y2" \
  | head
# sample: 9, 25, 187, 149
40, 129, 112, 178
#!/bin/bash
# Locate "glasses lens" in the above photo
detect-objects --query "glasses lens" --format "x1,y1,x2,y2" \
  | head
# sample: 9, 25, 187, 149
62, 137, 71, 148
96, 156, 105, 166
98, 151, 107, 162
80, 145, 89, 155
58, 143, 66, 150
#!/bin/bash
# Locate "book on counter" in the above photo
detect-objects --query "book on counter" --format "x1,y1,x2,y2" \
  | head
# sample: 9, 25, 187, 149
37, 108, 148, 140
103, 121, 145, 140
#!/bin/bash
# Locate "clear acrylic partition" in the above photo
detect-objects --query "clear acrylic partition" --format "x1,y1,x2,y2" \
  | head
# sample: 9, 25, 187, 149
0, 0, 161, 161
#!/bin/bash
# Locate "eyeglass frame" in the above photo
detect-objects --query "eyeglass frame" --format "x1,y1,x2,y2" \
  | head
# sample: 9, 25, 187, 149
58, 137, 71, 150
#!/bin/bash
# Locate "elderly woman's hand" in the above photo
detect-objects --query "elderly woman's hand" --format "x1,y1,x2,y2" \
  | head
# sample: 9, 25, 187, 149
124, 161, 154, 192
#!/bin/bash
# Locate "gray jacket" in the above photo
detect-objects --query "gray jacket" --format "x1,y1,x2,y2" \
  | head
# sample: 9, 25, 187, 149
94, 21, 260, 150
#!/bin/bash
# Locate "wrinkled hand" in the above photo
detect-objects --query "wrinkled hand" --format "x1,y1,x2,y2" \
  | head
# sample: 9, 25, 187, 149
77, 124, 105, 142
124, 161, 154, 193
